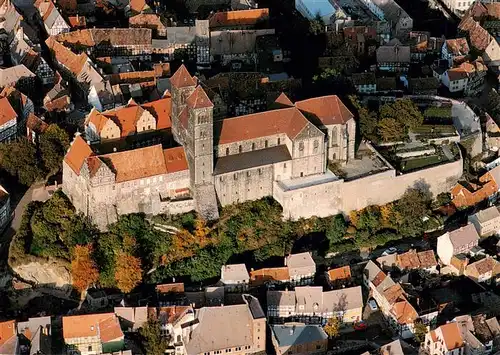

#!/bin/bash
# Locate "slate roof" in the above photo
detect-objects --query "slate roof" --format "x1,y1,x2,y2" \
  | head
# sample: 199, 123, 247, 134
213, 145, 291, 175
271, 325, 327, 347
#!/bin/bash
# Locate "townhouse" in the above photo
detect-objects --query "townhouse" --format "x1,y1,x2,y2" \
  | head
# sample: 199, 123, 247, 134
35, 0, 70, 36
424, 322, 465, 355
0, 97, 18, 143
437, 224, 480, 265
220, 264, 250, 292
249, 252, 316, 287
266, 285, 363, 325
376, 39, 411, 72
271, 324, 328, 355
464, 257, 500, 284
468, 206, 500, 237
363, 261, 419, 338
441, 38, 470, 66
62, 313, 125, 354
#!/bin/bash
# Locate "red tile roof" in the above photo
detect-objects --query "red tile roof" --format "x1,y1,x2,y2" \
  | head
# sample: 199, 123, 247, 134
170, 64, 196, 88
440, 323, 464, 350
142, 96, 172, 130
391, 300, 418, 325
156, 283, 185, 293
215, 107, 309, 145
0, 320, 16, 347
274, 92, 293, 107
0, 97, 17, 126
295, 95, 354, 125
64, 135, 93, 175
208, 8, 269, 28
327, 266, 351, 281
249, 267, 289, 286
186, 86, 213, 109
163, 146, 188, 173
63, 313, 123, 342
26, 113, 49, 134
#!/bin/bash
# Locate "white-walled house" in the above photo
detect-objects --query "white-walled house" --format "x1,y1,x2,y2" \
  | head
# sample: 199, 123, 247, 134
437, 224, 480, 265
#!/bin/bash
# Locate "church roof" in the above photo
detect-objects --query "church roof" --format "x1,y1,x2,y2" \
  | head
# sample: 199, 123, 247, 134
170, 64, 196, 88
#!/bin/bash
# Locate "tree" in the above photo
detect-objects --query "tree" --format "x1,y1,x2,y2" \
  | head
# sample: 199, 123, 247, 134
380, 99, 423, 131
377, 117, 405, 142
309, 14, 325, 35
39, 124, 70, 175
71, 244, 99, 292
359, 108, 378, 141
323, 317, 341, 338
0, 138, 44, 185
413, 321, 428, 343
114, 253, 142, 293
139, 318, 168, 355
325, 215, 347, 246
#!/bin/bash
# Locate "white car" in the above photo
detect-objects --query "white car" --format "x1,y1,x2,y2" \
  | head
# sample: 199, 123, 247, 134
368, 299, 378, 311
381, 247, 398, 256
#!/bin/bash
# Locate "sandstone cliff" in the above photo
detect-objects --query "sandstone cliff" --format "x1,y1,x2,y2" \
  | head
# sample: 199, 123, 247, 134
11, 259, 72, 289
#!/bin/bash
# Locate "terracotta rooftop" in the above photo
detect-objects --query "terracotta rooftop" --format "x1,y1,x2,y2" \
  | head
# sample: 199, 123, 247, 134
417, 250, 438, 268
99, 144, 187, 183
327, 265, 351, 281
63, 313, 123, 342
0, 97, 17, 126
295, 95, 354, 126
208, 8, 269, 28
55, 28, 152, 47
274, 92, 294, 107
214, 107, 310, 145
26, 113, 49, 134
0, 320, 16, 347
440, 323, 464, 350
170, 64, 196, 88
186, 86, 213, 109
45, 95, 71, 112
129, 0, 147, 13
445, 38, 470, 56
371, 271, 387, 287
397, 250, 420, 269
141, 96, 172, 130
156, 282, 185, 294
68, 15, 86, 28
467, 257, 498, 276
390, 300, 418, 325
250, 267, 289, 286
129, 13, 165, 29
46, 36, 89, 75
64, 135, 93, 175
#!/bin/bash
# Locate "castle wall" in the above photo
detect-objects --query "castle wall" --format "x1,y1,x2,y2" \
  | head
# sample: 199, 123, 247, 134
341, 157, 463, 213
275, 157, 462, 220
273, 178, 344, 220
214, 164, 275, 206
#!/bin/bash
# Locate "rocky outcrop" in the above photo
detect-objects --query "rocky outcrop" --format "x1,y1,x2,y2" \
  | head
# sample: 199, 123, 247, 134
11, 259, 72, 289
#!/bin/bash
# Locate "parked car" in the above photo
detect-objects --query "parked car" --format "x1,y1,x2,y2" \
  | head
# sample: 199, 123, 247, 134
353, 321, 367, 331
368, 299, 378, 311
381, 247, 397, 256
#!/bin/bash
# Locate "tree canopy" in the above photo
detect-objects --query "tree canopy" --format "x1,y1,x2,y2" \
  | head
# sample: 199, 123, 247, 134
71, 244, 99, 292
139, 319, 169, 355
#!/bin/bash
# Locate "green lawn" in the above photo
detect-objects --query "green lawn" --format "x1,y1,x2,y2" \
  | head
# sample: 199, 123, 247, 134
400, 155, 443, 171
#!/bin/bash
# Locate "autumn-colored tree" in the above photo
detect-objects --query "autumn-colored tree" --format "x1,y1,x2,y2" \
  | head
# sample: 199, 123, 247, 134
380, 203, 394, 227
377, 117, 405, 142
323, 317, 341, 338
71, 244, 99, 292
115, 253, 142, 293
349, 210, 360, 228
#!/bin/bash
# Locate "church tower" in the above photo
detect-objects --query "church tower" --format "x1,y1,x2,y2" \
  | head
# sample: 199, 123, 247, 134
170, 65, 196, 141
186, 86, 214, 187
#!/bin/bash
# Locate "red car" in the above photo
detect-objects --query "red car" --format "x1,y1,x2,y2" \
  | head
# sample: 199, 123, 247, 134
353, 321, 367, 331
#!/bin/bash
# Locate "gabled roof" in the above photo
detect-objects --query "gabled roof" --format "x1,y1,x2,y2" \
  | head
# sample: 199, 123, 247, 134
26, 113, 49, 134
64, 135, 93, 175
0, 97, 17, 125
295, 95, 354, 126
170, 64, 196, 88
208, 8, 269, 28
62, 313, 123, 343
445, 38, 470, 56
272, 325, 327, 347
215, 107, 311, 145
327, 265, 351, 281
439, 323, 464, 351
0, 320, 16, 347
274, 92, 293, 107
186, 86, 213, 109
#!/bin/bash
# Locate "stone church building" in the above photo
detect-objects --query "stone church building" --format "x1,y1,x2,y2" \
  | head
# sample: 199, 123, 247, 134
62, 65, 460, 230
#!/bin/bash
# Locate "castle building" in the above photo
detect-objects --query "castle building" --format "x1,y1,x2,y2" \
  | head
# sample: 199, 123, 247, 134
63, 65, 461, 230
